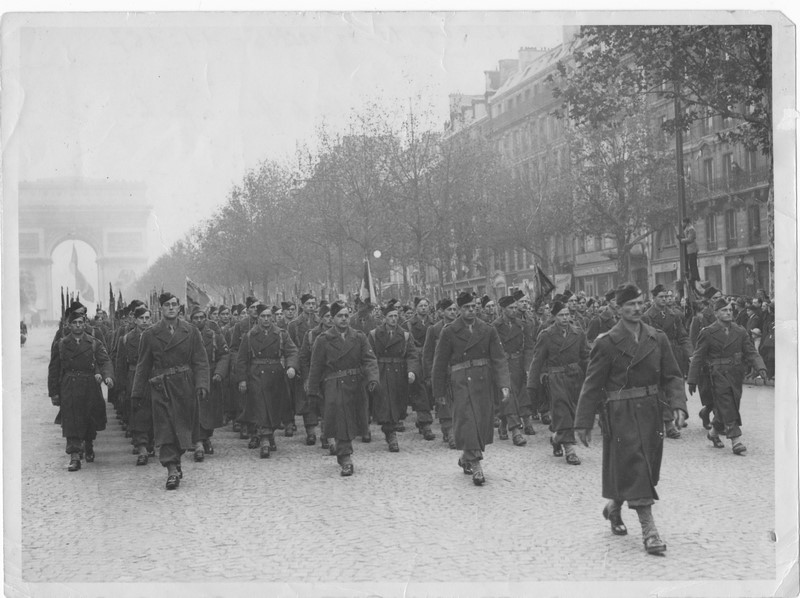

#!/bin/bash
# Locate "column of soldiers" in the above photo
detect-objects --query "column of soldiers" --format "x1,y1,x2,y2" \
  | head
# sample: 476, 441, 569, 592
46, 282, 771, 553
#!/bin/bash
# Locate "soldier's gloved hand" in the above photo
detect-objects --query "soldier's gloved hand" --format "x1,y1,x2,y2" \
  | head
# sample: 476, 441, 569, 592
367, 380, 379, 393
238, 381, 247, 393
50, 395, 60, 406
688, 383, 697, 395
407, 372, 415, 384
196, 388, 208, 401
104, 377, 114, 389
758, 368, 769, 380
286, 367, 296, 380
94, 373, 103, 384
212, 373, 222, 383
674, 409, 686, 429
576, 428, 592, 447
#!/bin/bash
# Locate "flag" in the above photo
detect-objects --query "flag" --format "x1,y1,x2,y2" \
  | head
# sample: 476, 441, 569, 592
359, 258, 377, 304
109, 284, 116, 331
534, 265, 555, 306
186, 277, 211, 312
69, 244, 95, 302
60, 287, 65, 320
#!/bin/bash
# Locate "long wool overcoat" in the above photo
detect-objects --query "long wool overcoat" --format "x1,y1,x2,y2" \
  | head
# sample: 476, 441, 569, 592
431, 317, 510, 452
131, 319, 210, 451
641, 305, 692, 375
48, 333, 114, 438
306, 326, 379, 441
197, 324, 230, 431
527, 323, 589, 434
115, 327, 153, 434
368, 324, 421, 424
574, 321, 685, 502
235, 324, 297, 430
491, 316, 533, 417
287, 314, 319, 413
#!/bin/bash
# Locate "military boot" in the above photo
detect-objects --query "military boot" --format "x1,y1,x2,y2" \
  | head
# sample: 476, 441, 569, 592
636, 505, 666, 555
498, 419, 509, 440
421, 423, 436, 441
511, 427, 527, 447
522, 415, 536, 436
193, 441, 205, 462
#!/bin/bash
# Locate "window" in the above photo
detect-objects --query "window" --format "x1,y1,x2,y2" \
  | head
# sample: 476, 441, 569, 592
659, 226, 677, 249
705, 214, 717, 250
576, 236, 586, 254
722, 153, 733, 182
703, 158, 714, 190
745, 149, 758, 173
725, 209, 738, 248
495, 249, 507, 272
705, 265, 722, 290
748, 204, 762, 245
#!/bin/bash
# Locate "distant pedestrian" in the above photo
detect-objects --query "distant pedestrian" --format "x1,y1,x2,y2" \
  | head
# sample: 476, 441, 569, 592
678, 218, 700, 284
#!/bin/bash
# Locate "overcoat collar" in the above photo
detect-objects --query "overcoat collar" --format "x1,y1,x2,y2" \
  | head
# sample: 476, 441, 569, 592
376, 323, 405, 348
707, 320, 738, 348
152, 318, 190, 351
450, 316, 485, 352
323, 325, 360, 361
607, 320, 658, 367
547, 323, 580, 352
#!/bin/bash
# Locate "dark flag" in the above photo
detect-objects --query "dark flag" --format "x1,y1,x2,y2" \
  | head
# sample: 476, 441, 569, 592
359, 258, 376, 304
534, 265, 555, 307
69, 244, 95, 302
186, 277, 211, 312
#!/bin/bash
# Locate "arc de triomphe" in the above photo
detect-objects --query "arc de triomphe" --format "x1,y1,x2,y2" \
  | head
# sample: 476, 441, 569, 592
19, 179, 152, 321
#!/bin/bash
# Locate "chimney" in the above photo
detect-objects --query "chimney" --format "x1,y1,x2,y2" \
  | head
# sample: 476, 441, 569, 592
484, 69, 501, 93
518, 47, 548, 70
498, 59, 519, 86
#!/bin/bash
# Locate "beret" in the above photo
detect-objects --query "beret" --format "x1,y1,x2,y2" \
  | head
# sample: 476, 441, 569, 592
438, 298, 454, 310
245, 296, 258, 307
651, 284, 666, 296
133, 305, 150, 319
703, 286, 720, 300
714, 298, 731, 312
330, 302, 346, 317
255, 303, 270, 315
67, 310, 86, 323
498, 296, 515, 308
318, 304, 330, 318
480, 295, 491, 308
604, 289, 616, 302
551, 301, 567, 316
300, 293, 315, 305
512, 289, 525, 302
159, 292, 178, 306
615, 283, 642, 306
457, 291, 475, 307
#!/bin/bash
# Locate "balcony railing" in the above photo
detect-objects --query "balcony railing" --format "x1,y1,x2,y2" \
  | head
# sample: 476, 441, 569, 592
687, 167, 770, 202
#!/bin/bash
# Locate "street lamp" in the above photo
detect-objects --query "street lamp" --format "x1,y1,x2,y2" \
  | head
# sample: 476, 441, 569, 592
373, 250, 381, 259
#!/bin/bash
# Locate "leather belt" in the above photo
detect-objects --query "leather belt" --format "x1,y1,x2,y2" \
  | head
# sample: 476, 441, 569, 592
323, 368, 361, 382
66, 369, 95, 378
606, 384, 659, 401
251, 358, 283, 365
152, 365, 191, 377
450, 358, 489, 373
378, 357, 406, 364
547, 362, 580, 375
709, 355, 741, 366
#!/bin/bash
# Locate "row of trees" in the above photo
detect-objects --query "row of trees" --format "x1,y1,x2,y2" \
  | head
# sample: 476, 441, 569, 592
135, 25, 773, 303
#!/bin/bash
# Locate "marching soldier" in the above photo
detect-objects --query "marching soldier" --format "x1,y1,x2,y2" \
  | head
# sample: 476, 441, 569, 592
586, 290, 619, 343
130, 292, 210, 490
189, 306, 230, 461
574, 284, 686, 556
348, 297, 379, 442
690, 286, 722, 430
229, 297, 259, 438
307, 302, 380, 476
48, 310, 115, 471
404, 297, 436, 440
235, 303, 298, 459
298, 303, 334, 450
688, 298, 768, 455
115, 305, 155, 465
432, 291, 511, 486
369, 302, 422, 451
491, 295, 533, 446
527, 299, 589, 464
287, 294, 321, 445
422, 298, 459, 448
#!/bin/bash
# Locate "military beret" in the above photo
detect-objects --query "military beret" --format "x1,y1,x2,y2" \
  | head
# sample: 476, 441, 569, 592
651, 284, 666, 296
703, 286, 721, 299
245, 296, 258, 307
281, 301, 294, 311
218, 305, 230, 314
714, 298, 731, 312
552, 294, 563, 304
382, 303, 399, 316
604, 289, 616, 302
562, 290, 573, 300
330, 302, 346, 317
318, 304, 330, 318
498, 296, 515, 308
300, 293, 315, 305
401, 305, 413, 314
159, 292, 178, 306
271, 305, 280, 314
480, 295, 491, 308
67, 310, 86, 323
512, 289, 525, 302
551, 301, 567, 316
70, 300, 87, 313
254, 303, 269, 315
437, 298, 454, 310
128, 299, 144, 310
319, 300, 329, 308
133, 305, 150, 319
207, 306, 218, 315
615, 283, 642, 306
230, 304, 242, 315
457, 291, 475, 307
189, 305, 205, 318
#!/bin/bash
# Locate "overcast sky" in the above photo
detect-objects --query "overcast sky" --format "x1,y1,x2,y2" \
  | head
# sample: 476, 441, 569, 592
10, 11, 568, 259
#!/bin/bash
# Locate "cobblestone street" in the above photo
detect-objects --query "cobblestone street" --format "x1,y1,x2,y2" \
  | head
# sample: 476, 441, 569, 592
5, 327, 789, 597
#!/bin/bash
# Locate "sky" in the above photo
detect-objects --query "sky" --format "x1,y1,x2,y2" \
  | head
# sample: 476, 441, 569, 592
8, 11, 568, 260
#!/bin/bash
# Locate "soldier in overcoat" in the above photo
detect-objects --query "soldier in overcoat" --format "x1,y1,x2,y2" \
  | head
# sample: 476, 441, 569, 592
432, 292, 511, 486
689, 286, 722, 430
189, 306, 230, 461
586, 290, 618, 343
235, 303, 298, 459
287, 293, 321, 445
641, 284, 693, 440
369, 302, 422, 451
115, 305, 155, 465
229, 297, 259, 437
48, 311, 115, 471
491, 295, 533, 446
131, 292, 210, 490
345, 297, 379, 442
422, 298, 459, 448
299, 304, 334, 449
403, 297, 436, 439
528, 300, 589, 465
687, 298, 767, 455
307, 302, 380, 476
574, 284, 686, 556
